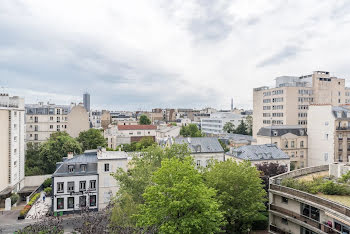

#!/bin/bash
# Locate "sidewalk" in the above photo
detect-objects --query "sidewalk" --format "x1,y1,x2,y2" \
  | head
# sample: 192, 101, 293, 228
26, 194, 51, 220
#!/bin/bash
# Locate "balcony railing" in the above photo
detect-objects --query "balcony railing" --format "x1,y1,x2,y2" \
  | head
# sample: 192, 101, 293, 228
269, 224, 291, 234
337, 127, 350, 130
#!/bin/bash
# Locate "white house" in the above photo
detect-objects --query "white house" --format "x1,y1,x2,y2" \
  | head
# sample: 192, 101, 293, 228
201, 112, 245, 135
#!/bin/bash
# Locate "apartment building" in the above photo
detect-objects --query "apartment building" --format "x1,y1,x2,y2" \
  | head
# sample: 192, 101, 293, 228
25, 102, 89, 143
155, 125, 180, 143
256, 125, 307, 169
201, 112, 246, 135
0, 94, 25, 196
90, 110, 101, 129
269, 164, 350, 233
253, 71, 349, 138
308, 105, 350, 167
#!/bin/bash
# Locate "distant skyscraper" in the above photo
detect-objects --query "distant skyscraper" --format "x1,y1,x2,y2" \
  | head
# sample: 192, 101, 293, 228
231, 98, 234, 111
83, 92, 90, 112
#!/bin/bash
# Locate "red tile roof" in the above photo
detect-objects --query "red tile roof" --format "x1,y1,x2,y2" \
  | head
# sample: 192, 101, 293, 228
117, 125, 157, 130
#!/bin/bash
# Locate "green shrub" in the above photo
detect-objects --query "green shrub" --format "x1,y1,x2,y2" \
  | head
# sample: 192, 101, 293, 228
321, 181, 350, 195
339, 171, 350, 183
44, 187, 52, 196
10, 193, 20, 205
42, 178, 52, 188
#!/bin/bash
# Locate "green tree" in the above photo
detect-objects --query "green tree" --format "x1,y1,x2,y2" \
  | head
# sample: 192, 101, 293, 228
235, 120, 248, 135
223, 122, 235, 133
218, 139, 229, 152
39, 132, 82, 174
77, 128, 107, 151
136, 157, 225, 234
204, 160, 266, 233
180, 124, 203, 137
245, 115, 253, 136
110, 191, 139, 229
139, 115, 151, 125
25, 142, 43, 176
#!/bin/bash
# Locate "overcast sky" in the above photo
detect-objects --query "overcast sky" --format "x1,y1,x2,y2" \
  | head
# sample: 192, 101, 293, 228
1, 0, 350, 111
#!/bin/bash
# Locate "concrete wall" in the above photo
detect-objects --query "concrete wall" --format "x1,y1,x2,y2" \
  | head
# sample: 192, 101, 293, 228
67, 105, 90, 138
193, 152, 224, 167
0, 110, 10, 192
24, 174, 51, 187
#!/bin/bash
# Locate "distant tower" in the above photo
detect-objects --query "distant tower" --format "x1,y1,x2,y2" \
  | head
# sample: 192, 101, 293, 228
83, 92, 90, 112
231, 98, 234, 111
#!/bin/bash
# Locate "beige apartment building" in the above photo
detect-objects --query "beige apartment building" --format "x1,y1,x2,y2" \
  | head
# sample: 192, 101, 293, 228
308, 104, 350, 167
0, 94, 25, 197
253, 71, 350, 138
26, 102, 89, 143
256, 125, 307, 169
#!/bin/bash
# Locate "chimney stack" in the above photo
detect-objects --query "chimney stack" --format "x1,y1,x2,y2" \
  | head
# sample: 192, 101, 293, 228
67, 152, 73, 159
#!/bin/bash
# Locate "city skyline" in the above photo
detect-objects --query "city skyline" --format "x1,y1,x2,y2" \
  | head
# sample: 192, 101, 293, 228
1, 1, 350, 110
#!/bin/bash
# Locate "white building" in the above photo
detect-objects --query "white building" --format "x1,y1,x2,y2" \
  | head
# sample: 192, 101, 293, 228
97, 148, 128, 210
201, 112, 246, 135
155, 125, 180, 143
90, 110, 102, 129
0, 93, 25, 197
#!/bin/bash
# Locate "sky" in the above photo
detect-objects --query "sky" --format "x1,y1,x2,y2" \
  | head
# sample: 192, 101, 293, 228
1, 0, 350, 111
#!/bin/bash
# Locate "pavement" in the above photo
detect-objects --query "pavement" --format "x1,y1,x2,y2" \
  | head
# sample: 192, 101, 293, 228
25, 194, 51, 220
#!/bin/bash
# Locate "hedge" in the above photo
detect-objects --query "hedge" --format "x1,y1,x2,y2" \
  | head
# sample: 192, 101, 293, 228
18, 193, 41, 219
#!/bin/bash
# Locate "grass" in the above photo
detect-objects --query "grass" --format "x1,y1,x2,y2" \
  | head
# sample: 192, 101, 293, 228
317, 194, 350, 207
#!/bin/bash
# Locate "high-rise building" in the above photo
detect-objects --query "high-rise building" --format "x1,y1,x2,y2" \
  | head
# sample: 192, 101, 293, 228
231, 98, 233, 111
253, 71, 350, 138
0, 93, 25, 194
83, 92, 90, 112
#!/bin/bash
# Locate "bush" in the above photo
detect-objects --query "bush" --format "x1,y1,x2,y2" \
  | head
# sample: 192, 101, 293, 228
42, 178, 52, 188
252, 212, 268, 230
19, 193, 41, 219
11, 193, 20, 205
339, 171, 350, 183
321, 181, 350, 195
44, 187, 52, 196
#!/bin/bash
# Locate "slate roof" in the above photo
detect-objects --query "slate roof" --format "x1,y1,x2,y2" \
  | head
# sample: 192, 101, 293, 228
174, 137, 224, 153
220, 133, 254, 143
118, 125, 157, 130
226, 144, 290, 161
53, 153, 98, 177
332, 106, 350, 119
257, 125, 307, 137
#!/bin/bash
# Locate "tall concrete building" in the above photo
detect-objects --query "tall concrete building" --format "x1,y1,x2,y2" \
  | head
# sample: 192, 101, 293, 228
83, 92, 90, 112
0, 93, 25, 195
253, 71, 350, 138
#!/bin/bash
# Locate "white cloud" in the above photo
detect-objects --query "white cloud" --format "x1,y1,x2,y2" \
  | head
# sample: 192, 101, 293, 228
1, 0, 350, 110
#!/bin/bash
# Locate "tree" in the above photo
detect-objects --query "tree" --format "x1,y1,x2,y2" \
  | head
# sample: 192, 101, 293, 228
245, 115, 253, 136
223, 122, 235, 133
204, 160, 266, 233
39, 132, 82, 174
180, 124, 203, 137
136, 157, 225, 234
139, 115, 151, 125
77, 128, 107, 151
256, 162, 287, 192
25, 142, 44, 176
235, 120, 248, 135
218, 139, 229, 152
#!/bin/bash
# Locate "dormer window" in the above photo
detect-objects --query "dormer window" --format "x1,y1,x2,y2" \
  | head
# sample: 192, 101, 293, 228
68, 165, 75, 173
337, 111, 342, 118
80, 164, 86, 172
300, 130, 304, 136
347, 112, 350, 118
272, 130, 278, 136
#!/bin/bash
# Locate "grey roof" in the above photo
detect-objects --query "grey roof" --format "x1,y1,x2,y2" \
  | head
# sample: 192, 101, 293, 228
220, 133, 254, 142
226, 144, 290, 161
53, 153, 98, 177
332, 106, 350, 119
257, 125, 307, 137
174, 137, 224, 153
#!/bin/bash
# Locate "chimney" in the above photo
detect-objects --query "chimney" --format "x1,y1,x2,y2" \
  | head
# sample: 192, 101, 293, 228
67, 152, 73, 159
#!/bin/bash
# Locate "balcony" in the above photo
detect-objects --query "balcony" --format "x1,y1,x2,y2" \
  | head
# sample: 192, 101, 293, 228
269, 224, 291, 234
337, 127, 350, 131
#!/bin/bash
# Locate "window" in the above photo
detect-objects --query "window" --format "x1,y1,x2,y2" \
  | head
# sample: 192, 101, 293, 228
34, 116, 38, 123
324, 153, 328, 161
300, 141, 304, 148
14, 111, 17, 117
79, 181, 86, 191
196, 160, 201, 166
300, 151, 304, 158
79, 196, 86, 207
14, 161, 17, 167
281, 218, 288, 225
57, 182, 64, 193
57, 198, 64, 210
104, 163, 110, 172
68, 165, 75, 173
90, 180, 96, 190
137, 131, 141, 135
56, 109, 61, 115
80, 164, 86, 172
90, 195, 96, 207
325, 134, 329, 140
34, 134, 38, 140
34, 125, 38, 131
281, 196, 288, 204
68, 197, 74, 209
67, 182, 74, 192
284, 141, 288, 148
301, 203, 319, 221
50, 116, 54, 121
57, 117, 60, 123
291, 141, 295, 148
50, 125, 53, 129
13, 124, 17, 129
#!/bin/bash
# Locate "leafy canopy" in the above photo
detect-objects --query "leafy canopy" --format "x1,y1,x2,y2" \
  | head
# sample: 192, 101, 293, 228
77, 128, 107, 151
136, 157, 225, 234
223, 122, 235, 133
180, 124, 203, 137
139, 115, 151, 125
204, 160, 266, 233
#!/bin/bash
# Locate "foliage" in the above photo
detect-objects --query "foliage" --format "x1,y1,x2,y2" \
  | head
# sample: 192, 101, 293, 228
39, 132, 82, 174
25, 142, 43, 176
223, 122, 235, 133
43, 178, 52, 188
235, 120, 248, 135
179, 124, 203, 137
251, 211, 268, 230
15, 218, 63, 234
10, 193, 19, 205
19, 192, 41, 218
139, 115, 151, 125
113, 137, 155, 152
204, 160, 266, 233
110, 192, 139, 230
169, 122, 177, 126
136, 157, 225, 234
256, 162, 287, 192
339, 170, 350, 183
77, 128, 107, 151
245, 115, 253, 136
44, 187, 52, 196
218, 139, 229, 152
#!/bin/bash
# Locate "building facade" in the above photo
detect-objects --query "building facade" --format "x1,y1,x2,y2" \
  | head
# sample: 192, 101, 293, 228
253, 71, 349, 138
269, 164, 350, 233
0, 94, 25, 196
256, 126, 307, 169
201, 112, 246, 135
83, 93, 90, 112
66, 104, 90, 138
90, 110, 102, 129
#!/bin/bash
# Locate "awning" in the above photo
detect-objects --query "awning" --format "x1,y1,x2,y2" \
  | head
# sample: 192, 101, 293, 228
17, 186, 38, 194
0, 186, 13, 196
